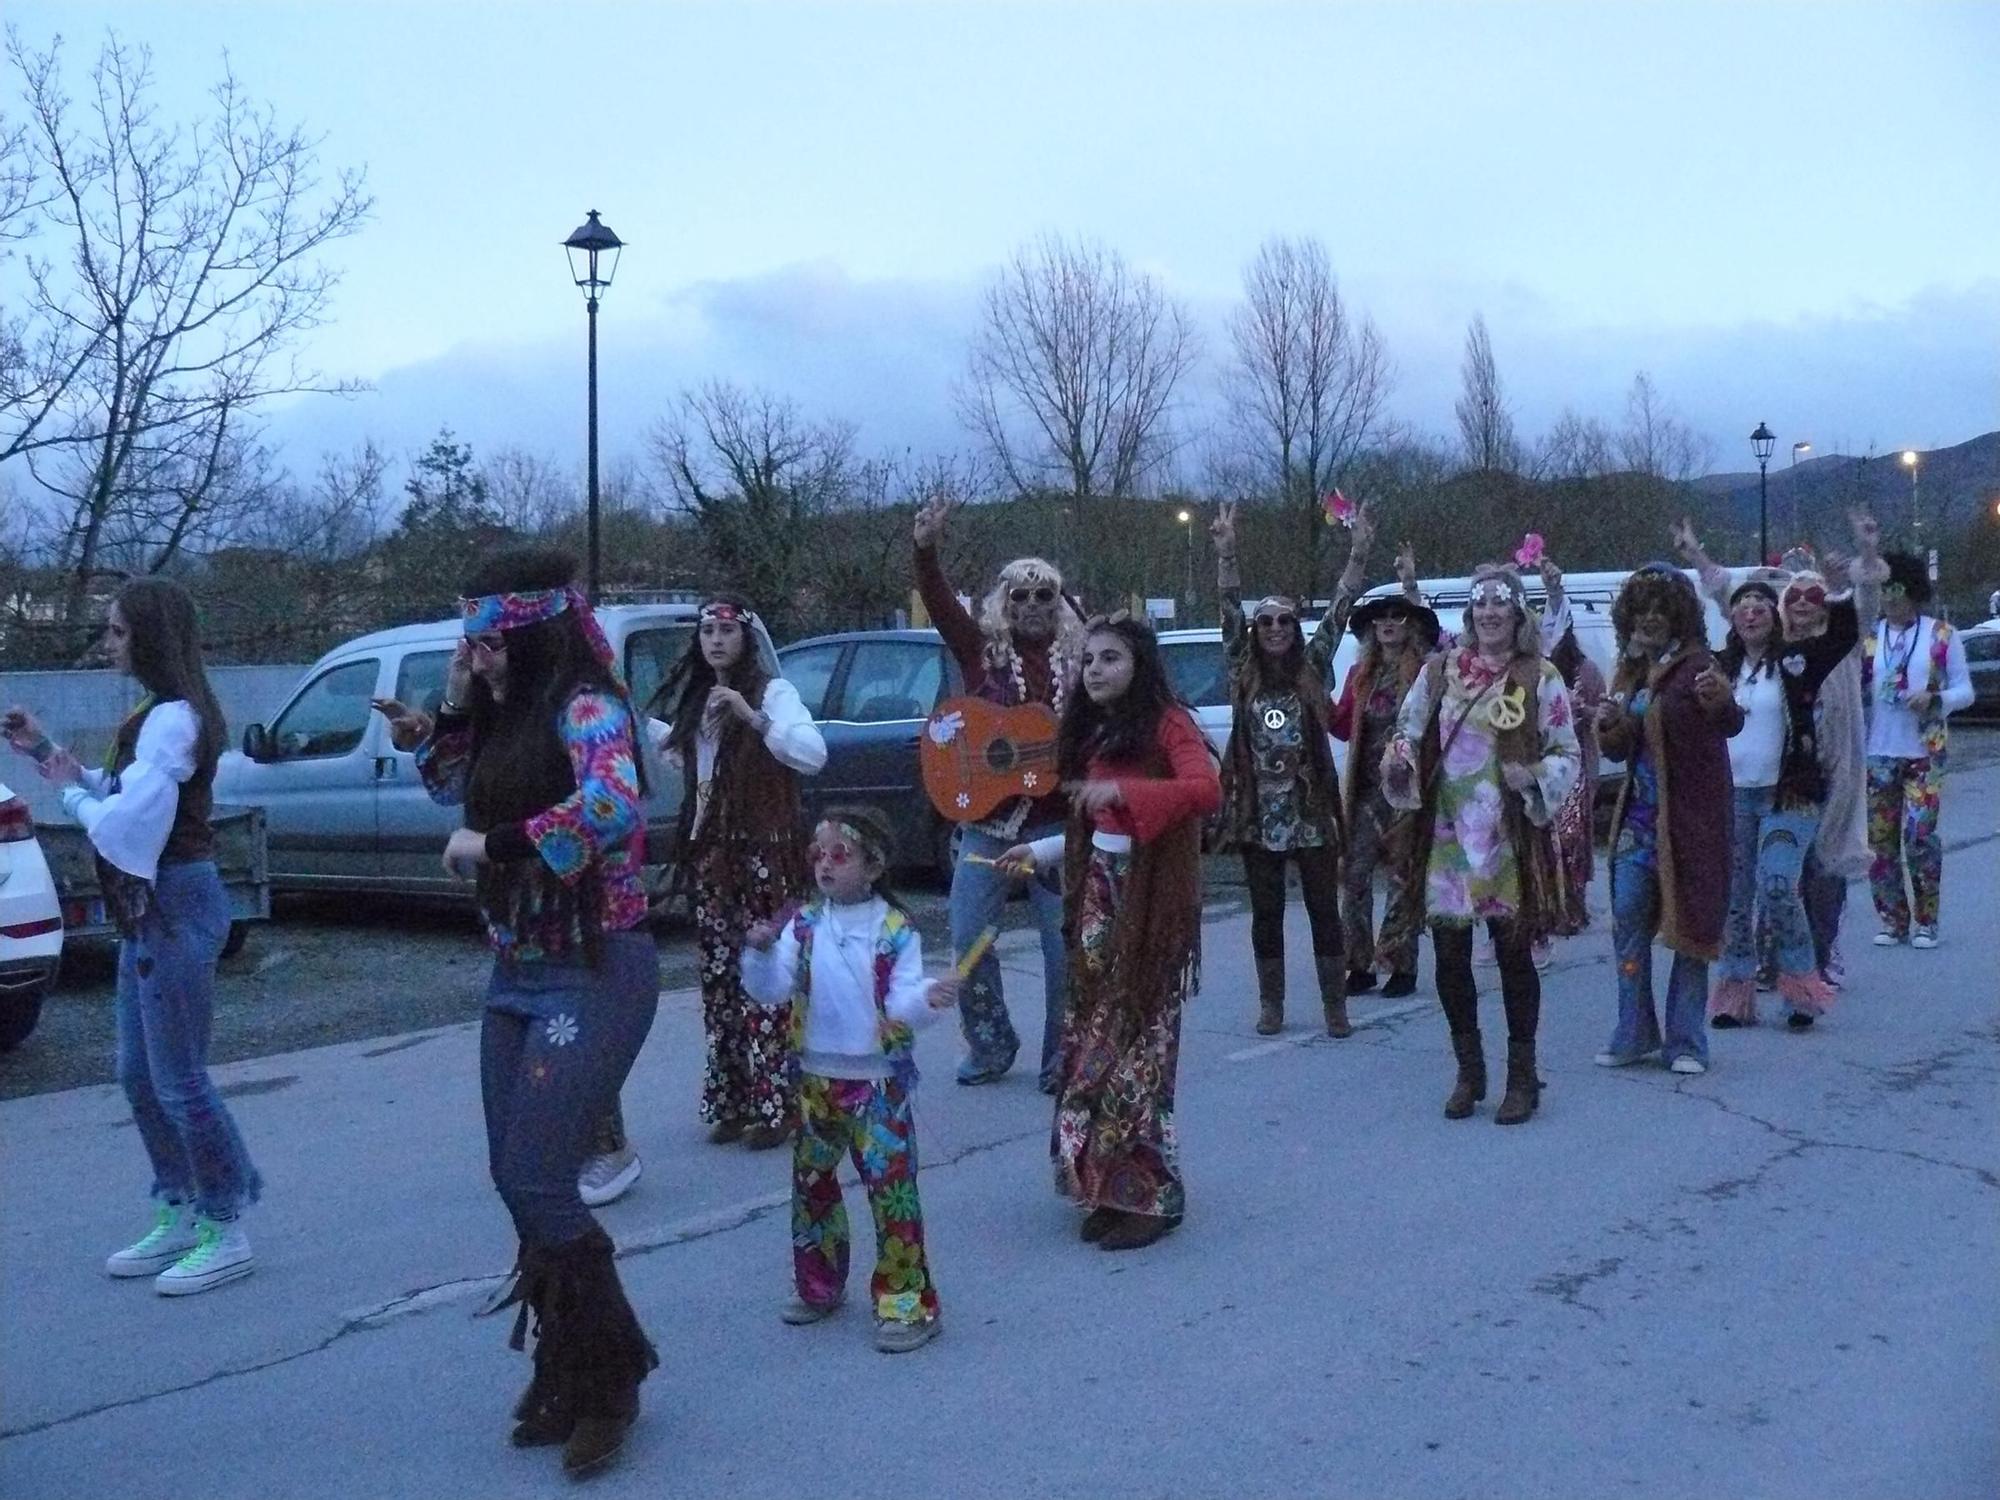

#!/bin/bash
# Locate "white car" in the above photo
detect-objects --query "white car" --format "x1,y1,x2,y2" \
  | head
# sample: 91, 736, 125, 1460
0, 781, 63, 1051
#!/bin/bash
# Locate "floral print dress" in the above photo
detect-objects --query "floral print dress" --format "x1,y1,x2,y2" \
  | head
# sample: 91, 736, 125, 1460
1382, 651, 1580, 926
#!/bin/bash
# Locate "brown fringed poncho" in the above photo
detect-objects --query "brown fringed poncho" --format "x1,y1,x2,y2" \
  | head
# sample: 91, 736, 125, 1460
1059, 707, 1221, 1016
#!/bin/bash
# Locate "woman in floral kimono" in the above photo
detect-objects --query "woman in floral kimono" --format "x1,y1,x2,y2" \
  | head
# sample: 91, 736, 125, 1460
1383, 565, 1580, 1126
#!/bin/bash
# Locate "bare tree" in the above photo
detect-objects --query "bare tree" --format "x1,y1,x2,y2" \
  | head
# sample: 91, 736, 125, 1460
1618, 371, 1711, 482
482, 445, 580, 535
1224, 235, 1392, 596
650, 381, 856, 633
1535, 408, 1617, 481
1, 29, 371, 640
1454, 313, 1518, 475
957, 233, 1199, 523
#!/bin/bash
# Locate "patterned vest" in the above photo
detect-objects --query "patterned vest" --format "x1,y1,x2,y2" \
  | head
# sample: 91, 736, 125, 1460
784, 902, 920, 1084
1862, 617, 1952, 766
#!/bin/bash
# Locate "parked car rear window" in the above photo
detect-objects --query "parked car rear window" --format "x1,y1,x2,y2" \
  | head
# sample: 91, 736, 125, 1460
626, 625, 695, 717
837, 641, 942, 722
268, 659, 379, 759
1965, 632, 2000, 663
778, 643, 845, 718
1161, 640, 1230, 709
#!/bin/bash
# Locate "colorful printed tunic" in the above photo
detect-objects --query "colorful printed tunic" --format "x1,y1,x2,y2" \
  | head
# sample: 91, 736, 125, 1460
418, 689, 646, 964
1382, 651, 1580, 925
1218, 585, 1344, 852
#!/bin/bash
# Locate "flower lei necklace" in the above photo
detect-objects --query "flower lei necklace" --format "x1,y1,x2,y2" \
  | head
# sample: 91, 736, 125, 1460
1005, 638, 1071, 715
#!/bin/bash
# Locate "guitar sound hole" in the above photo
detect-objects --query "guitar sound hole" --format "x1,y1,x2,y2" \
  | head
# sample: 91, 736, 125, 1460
984, 739, 1018, 773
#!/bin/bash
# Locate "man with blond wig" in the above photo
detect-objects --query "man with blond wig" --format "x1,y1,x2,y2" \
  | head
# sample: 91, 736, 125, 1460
913, 496, 1084, 1087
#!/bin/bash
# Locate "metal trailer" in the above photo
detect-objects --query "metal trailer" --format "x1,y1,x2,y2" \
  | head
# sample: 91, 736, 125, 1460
37, 804, 271, 955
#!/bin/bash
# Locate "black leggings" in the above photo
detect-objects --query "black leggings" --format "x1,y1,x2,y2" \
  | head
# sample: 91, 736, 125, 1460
1432, 919, 1539, 1042
1241, 843, 1343, 969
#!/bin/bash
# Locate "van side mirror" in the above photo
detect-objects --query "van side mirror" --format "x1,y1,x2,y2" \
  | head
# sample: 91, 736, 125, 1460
242, 724, 270, 761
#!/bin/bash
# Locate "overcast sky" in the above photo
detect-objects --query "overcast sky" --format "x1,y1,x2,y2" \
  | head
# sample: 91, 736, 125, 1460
8, 0, 1998, 489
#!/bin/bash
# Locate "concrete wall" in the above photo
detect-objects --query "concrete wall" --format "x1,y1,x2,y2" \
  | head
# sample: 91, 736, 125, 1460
0, 665, 307, 820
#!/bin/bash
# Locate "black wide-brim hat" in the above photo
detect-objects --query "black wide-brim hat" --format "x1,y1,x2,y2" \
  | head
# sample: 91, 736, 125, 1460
1349, 595, 1442, 646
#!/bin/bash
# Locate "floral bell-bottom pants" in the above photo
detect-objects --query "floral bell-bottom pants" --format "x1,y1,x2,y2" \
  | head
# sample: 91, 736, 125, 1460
791, 1072, 939, 1326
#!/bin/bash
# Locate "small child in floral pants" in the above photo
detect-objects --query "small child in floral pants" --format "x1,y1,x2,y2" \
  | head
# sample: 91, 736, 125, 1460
741, 809, 958, 1353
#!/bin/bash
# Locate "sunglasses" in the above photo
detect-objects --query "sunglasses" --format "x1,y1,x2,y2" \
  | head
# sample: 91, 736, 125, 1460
467, 633, 508, 656
1009, 586, 1057, 605
1881, 582, 1909, 599
1788, 586, 1828, 609
813, 840, 858, 866
1254, 612, 1298, 631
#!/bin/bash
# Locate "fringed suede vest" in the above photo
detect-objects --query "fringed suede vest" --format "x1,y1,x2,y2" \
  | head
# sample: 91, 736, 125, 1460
675, 682, 811, 910
1060, 742, 1205, 1020
1217, 654, 1343, 855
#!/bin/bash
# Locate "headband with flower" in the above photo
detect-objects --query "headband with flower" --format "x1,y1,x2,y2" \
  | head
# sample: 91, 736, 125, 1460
459, 584, 621, 682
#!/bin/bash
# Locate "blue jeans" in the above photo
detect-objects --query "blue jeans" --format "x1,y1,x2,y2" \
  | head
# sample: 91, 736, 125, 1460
115, 862, 262, 1220
1720, 788, 1819, 985
949, 824, 1069, 1083
481, 931, 660, 1247
1608, 838, 1709, 1067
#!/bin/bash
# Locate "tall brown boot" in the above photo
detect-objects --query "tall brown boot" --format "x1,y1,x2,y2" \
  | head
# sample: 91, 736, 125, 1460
1494, 1039, 1542, 1125
1255, 956, 1285, 1036
1315, 955, 1353, 1038
1444, 1030, 1486, 1119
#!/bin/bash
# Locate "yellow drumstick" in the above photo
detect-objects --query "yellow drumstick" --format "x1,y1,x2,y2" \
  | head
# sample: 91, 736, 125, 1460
955, 925, 1000, 980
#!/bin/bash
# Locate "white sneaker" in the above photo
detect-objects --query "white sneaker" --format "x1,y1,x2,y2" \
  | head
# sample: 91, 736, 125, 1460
155, 1217, 255, 1296
579, 1145, 642, 1207
1911, 926, 1940, 950
105, 1202, 199, 1278
1532, 941, 1552, 973
1594, 1049, 1652, 1068
1669, 1056, 1707, 1076
1873, 930, 1904, 947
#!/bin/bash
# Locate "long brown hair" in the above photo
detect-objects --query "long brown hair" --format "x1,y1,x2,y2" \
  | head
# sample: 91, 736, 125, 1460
114, 578, 226, 774
655, 592, 775, 757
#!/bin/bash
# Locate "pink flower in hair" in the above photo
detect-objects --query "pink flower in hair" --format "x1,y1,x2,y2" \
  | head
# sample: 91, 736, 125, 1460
1513, 532, 1545, 568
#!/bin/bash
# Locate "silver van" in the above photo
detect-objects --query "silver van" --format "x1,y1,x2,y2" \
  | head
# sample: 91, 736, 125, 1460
214, 603, 778, 895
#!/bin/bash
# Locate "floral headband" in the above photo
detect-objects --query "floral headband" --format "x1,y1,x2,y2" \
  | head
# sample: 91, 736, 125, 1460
699, 601, 758, 626
459, 584, 620, 682
815, 817, 887, 866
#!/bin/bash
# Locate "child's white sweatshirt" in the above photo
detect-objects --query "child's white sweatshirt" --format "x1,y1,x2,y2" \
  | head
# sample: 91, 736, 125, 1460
740, 896, 939, 1080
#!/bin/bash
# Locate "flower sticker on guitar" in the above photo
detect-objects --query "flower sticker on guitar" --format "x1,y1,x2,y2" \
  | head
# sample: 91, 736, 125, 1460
927, 710, 965, 747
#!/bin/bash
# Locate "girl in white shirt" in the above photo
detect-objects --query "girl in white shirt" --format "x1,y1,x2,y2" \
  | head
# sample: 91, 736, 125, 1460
4, 581, 261, 1296
741, 809, 957, 1353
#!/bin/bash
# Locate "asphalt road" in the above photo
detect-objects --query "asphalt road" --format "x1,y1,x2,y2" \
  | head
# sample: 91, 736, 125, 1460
1, 754, 1994, 1498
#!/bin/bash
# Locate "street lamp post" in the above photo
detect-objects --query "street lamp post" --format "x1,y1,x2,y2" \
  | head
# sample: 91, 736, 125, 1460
1176, 508, 1194, 611
1901, 449, 1921, 545
563, 210, 625, 602
1750, 422, 1776, 563
1790, 441, 1811, 547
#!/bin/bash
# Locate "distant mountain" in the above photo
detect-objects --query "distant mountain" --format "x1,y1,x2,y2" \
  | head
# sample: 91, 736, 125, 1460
1693, 430, 2000, 556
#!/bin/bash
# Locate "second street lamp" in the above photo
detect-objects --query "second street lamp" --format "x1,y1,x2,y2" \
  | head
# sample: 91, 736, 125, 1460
563, 210, 626, 602
1750, 422, 1776, 563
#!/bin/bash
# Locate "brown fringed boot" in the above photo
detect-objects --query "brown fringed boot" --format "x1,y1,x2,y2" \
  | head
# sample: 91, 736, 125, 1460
550, 1227, 660, 1477
1255, 956, 1285, 1036
1494, 1039, 1543, 1125
1444, 1030, 1486, 1119
1315, 955, 1353, 1038
506, 1247, 571, 1448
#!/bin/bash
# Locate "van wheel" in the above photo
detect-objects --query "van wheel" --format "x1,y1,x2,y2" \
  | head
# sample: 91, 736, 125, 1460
0, 992, 45, 1052
221, 921, 249, 959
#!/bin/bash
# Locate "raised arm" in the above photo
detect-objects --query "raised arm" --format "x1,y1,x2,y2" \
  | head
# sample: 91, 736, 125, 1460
912, 494, 988, 684
1673, 517, 1731, 612
1213, 501, 1249, 663
1308, 501, 1374, 674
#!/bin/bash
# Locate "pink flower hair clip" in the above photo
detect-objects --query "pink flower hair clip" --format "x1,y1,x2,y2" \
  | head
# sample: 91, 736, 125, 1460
1321, 488, 1356, 528
1513, 532, 1546, 569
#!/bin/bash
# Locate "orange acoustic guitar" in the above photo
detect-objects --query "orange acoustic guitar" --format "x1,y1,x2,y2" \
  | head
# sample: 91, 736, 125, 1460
920, 696, 1061, 823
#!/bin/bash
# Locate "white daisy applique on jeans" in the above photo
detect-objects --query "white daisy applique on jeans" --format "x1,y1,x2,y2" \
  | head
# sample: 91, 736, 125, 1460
545, 1013, 579, 1047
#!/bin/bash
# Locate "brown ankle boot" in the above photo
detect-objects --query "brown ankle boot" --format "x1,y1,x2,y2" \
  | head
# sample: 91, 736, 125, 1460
1316, 956, 1353, 1038
1255, 957, 1285, 1035
1494, 1039, 1542, 1125
1444, 1031, 1486, 1119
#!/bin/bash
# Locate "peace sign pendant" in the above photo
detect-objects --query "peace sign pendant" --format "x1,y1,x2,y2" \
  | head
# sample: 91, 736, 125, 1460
1486, 684, 1528, 732
1262, 706, 1288, 731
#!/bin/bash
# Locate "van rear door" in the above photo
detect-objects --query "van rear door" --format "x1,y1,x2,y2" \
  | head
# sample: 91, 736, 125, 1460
228, 654, 385, 885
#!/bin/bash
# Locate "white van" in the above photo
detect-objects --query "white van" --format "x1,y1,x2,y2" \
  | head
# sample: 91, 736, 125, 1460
214, 603, 779, 896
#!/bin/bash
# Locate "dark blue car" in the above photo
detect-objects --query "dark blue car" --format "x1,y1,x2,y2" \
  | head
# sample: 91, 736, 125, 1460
777, 629, 963, 881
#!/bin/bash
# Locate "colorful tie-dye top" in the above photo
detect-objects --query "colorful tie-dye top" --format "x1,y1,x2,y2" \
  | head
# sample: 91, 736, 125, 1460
418, 689, 648, 961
